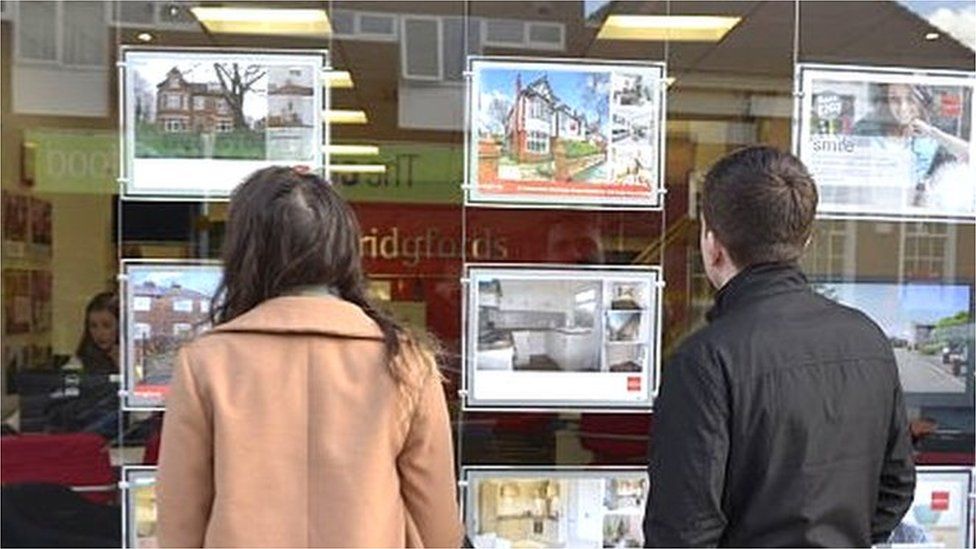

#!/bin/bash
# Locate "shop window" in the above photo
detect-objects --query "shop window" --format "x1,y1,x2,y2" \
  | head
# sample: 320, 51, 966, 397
401, 15, 442, 81
15, 1, 58, 63
62, 1, 106, 67
172, 299, 193, 313
526, 22, 564, 50
483, 19, 526, 47
901, 222, 957, 280
358, 12, 398, 41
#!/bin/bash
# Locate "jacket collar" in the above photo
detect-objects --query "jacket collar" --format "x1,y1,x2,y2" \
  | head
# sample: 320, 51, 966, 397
208, 295, 383, 340
706, 262, 808, 322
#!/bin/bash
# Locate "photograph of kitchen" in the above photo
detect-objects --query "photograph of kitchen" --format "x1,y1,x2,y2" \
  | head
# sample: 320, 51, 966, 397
466, 266, 660, 409
465, 468, 648, 549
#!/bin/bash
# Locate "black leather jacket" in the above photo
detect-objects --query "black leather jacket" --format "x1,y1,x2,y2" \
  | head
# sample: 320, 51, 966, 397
644, 263, 915, 547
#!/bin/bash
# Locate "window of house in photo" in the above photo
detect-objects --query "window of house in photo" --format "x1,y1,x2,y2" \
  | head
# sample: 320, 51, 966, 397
528, 130, 548, 154
193, 96, 205, 111
164, 93, 180, 110
172, 299, 193, 313
173, 323, 192, 337
133, 296, 151, 312
134, 323, 152, 339
217, 121, 232, 133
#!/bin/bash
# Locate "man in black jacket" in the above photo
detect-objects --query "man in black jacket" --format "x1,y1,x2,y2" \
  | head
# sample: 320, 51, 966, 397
644, 146, 915, 547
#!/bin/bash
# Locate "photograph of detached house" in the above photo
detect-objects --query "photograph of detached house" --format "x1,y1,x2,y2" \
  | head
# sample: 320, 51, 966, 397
132, 58, 268, 160
477, 67, 610, 184
470, 59, 665, 208
125, 264, 222, 408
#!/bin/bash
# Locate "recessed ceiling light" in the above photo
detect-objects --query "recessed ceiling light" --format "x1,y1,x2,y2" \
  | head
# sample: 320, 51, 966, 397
324, 144, 380, 156
925, 32, 940, 41
324, 70, 354, 89
598, 15, 741, 42
190, 7, 331, 37
325, 110, 368, 124
136, 32, 154, 43
329, 164, 387, 174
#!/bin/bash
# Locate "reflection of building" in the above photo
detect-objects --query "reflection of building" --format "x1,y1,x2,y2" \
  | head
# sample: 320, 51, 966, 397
131, 282, 210, 340
506, 75, 589, 162
155, 67, 234, 133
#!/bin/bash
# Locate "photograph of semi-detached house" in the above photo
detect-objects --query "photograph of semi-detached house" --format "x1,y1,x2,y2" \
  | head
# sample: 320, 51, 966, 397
124, 263, 221, 408
471, 59, 665, 208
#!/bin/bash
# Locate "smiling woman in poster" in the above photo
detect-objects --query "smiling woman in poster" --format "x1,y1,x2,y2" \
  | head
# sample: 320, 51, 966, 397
856, 83, 972, 211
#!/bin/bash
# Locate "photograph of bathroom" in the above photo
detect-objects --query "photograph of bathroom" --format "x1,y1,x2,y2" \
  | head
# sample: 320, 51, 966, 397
474, 273, 651, 373
469, 473, 648, 549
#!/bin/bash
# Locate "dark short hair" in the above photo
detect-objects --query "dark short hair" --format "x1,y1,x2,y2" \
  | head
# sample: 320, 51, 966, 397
702, 146, 818, 267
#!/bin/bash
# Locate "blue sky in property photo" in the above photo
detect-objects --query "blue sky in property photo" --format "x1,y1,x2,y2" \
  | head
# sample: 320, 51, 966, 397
480, 68, 610, 132
822, 282, 971, 341
132, 267, 222, 298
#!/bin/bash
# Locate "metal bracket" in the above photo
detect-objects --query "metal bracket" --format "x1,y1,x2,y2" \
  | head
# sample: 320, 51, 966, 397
117, 389, 130, 398
462, 70, 473, 79
654, 280, 667, 289
116, 177, 130, 184
457, 389, 469, 397
115, 61, 128, 69
118, 480, 130, 490
116, 273, 129, 282
458, 277, 471, 285
655, 188, 669, 196
459, 184, 474, 190
792, 90, 805, 98
457, 479, 470, 488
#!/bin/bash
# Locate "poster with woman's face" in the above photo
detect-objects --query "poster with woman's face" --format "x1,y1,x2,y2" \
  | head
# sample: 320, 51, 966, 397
796, 64, 975, 222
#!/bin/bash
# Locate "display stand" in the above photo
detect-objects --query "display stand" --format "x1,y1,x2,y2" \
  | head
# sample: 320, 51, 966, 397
456, 50, 669, 547
113, 44, 330, 548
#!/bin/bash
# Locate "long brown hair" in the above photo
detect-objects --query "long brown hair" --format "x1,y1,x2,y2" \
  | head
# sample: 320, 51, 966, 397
211, 167, 429, 380
75, 292, 119, 373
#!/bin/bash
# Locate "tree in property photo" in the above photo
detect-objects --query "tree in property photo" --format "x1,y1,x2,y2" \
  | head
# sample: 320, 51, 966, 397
214, 63, 266, 130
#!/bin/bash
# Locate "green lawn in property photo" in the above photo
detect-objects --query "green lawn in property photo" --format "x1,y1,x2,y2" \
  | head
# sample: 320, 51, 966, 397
135, 123, 265, 159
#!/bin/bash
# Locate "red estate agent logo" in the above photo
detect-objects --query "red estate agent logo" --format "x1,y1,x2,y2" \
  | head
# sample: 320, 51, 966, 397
931, 491, 950, 511
627, 377, 641, 392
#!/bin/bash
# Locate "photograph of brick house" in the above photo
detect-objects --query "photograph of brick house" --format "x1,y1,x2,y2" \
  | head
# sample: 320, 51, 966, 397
131, 56, 268, 161
125, 265, 221, 406
155, 67, 236, 134
479, 68, 608, 183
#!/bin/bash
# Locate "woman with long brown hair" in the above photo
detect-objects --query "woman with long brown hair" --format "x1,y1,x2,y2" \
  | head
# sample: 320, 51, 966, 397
156, 167, 462, 548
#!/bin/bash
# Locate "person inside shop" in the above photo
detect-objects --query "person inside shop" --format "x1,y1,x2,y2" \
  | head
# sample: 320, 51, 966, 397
643, 146, 915, 547
156, 167, 462, 548
855, 83, 971, 210
63, 292, 119, 373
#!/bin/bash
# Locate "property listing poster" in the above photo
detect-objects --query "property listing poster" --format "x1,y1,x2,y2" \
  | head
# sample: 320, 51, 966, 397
463, 467, 648, 549
467, 58, 666, 209
122, 48, 327, 198
29, 198, 52, 257
888, 468, 973, 548
123, 262, 221, 409
464, 265, 661, 410
2, 191, 30, 258
797, 64, 976, 221
3, 269, 32, 335
123, 467, 159, 549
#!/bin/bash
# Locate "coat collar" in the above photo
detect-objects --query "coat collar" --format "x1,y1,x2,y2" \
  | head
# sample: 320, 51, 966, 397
706, 262, 809, 322
208, 295, 384, 340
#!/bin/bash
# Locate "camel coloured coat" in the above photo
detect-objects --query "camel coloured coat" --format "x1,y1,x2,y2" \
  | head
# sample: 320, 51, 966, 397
156, 296, 462, 548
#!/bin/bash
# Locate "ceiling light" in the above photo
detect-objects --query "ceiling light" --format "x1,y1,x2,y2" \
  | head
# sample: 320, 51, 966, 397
190, 7, 331, 37
329, 164, 387, 174
136, 32, 154, 43
598, 15, 741, 42
325, 145, 380, 156
325, 110, 368, 124
925, 32, 940, 41
324, 70, 354, 89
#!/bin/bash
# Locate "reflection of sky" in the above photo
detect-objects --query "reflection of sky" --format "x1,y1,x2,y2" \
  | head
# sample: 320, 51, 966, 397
133, 58, 267, 121
480, 68, 610, 132
900, 0, 976, 50
132, 268, 222, 297
821, 283, 971, 340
